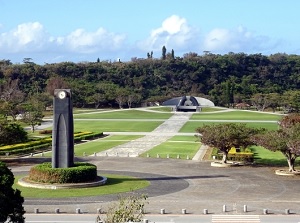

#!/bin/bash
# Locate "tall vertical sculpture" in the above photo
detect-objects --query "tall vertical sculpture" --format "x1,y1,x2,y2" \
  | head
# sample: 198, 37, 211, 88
52, 89, 74, 168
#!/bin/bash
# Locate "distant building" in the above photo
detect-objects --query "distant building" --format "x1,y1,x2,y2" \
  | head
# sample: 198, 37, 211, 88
162, 96, 214, 112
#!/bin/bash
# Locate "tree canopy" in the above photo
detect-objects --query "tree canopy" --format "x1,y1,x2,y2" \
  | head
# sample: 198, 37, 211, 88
1, 52, 300, 109
0, 161, 25, 223
0, 120, 28, 145
196, 123, 263, 163
252, 114, 300, 172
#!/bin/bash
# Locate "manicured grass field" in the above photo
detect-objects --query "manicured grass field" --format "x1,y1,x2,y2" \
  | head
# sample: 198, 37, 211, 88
140, 141, 200, 159
74, 135, 144, 156
148, 106, 172, 112
168, 135, 199, 142
101, 135, 143, 141
43, 135, 144, 157
251, 145, 300, 167
14, 174, 150, 198
179, 121, 279, 133
37, 107, 292, 165
74, 109, 172, 119
201, 107, 226, 112
191, 110, 282, 121
74, 120, 163, 132
73, 109, 108, 114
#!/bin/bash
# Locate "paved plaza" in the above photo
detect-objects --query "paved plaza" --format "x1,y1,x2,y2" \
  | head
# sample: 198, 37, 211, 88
11, 156, 300, 216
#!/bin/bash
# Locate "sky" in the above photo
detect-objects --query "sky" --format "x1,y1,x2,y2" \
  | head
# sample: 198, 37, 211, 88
0, 0, 300, 64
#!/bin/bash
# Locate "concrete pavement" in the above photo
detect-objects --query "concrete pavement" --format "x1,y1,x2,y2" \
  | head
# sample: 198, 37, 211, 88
11, 156, 300, 216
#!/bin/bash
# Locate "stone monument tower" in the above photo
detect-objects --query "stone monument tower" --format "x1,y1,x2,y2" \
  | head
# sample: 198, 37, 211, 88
52, 89, 74, 168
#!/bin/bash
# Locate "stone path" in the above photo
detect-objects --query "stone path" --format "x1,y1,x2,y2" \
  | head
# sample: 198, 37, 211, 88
95, 112, 195, 157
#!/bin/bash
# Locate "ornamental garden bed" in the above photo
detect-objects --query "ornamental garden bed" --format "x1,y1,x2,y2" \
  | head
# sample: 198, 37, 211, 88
0, 132, 103, 156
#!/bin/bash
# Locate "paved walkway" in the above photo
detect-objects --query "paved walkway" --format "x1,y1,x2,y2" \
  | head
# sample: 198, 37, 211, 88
96, 112, 197, 157
11, 157, 300, 216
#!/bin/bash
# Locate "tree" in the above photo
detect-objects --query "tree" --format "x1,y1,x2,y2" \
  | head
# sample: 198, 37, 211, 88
252, 124, 300, 172
162, 46, 166, 60
251, 93, 270, 111
127, 94, 141, 108
115, 88, 129, 109
20, 98, 44, 133
289, 91, 300, 112
87, 93, 106, 109
96, 82, 119, 107
196, 123, 263, 163
45, 76, 69, 96
252, 114, 300, 172
0, 161, 25, 223
171, 49, 175, 59
279, 113, 300, 128
0, 121, 28, 145
265, 93, 280, 112
0, 79, 25, 121
104, 193, 148, 223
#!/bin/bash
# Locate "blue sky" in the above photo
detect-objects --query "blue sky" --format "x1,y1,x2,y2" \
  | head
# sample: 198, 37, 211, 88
0, 0, 299, 64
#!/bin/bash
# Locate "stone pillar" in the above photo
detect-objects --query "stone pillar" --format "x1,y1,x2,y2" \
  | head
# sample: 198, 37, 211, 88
52, 89, 74, 168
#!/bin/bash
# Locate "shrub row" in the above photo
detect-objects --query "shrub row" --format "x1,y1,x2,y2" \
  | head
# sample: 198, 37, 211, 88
212, 147, 254, 162
74, 132, 103, 142
0, 143, 51, 156
29, 162, 97, 183
0, 138, 51, 151
0, 132, 103, 156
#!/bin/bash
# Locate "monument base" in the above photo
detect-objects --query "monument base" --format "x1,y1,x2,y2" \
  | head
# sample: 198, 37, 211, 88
18, 175, 107, 189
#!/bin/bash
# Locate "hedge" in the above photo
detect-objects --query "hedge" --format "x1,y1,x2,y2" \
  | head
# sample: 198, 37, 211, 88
212, 147, 254, 162
0, 132, 103, 156
28, 162, 97, 183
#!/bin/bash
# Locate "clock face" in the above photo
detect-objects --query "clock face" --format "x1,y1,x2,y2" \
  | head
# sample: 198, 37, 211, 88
58, 91, 66, 99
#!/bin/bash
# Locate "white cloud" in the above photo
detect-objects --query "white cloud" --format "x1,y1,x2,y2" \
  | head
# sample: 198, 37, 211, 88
137, 15, 199, 53
202, 26, 272, 53
0, 22, 127, 55
0, 22, 50, 52
0, 18, 286, 63
58, 28, 126, 53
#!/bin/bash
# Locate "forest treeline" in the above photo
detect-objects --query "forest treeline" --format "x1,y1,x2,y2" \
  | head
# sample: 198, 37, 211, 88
1, 52, 300, 111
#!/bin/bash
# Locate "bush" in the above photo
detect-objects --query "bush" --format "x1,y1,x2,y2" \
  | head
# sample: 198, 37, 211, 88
0, 122, 28, 145
105, 193, 148, 223
39, 129, 52, 134
0, 161, 25, 222
0, 132, 103, 156
212, 147, 254, 162
28, 162, 97, 184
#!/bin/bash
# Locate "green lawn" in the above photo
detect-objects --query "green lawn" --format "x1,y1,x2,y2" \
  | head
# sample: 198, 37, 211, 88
140, 141, 200, 159
34, 108, 290, 165
147, 106, 172, 112
251, 145, 300, 167
74, 135, 144, 156
74, 141, 127, 156
168, 135, 199, 142
74, 109, 172, 119
101, 135, 143, 141
73, 109, 109, 114
191, 110, 282, 121
14, 174, 149, 198
74, 120, 163, 132
201, 107, 226, 112
43, 135, 144, 157
179, 121, 279, 133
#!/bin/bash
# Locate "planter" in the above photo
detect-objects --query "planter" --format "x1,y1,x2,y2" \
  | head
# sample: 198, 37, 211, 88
210, 161, 241, 167
275, 169, 300, 176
